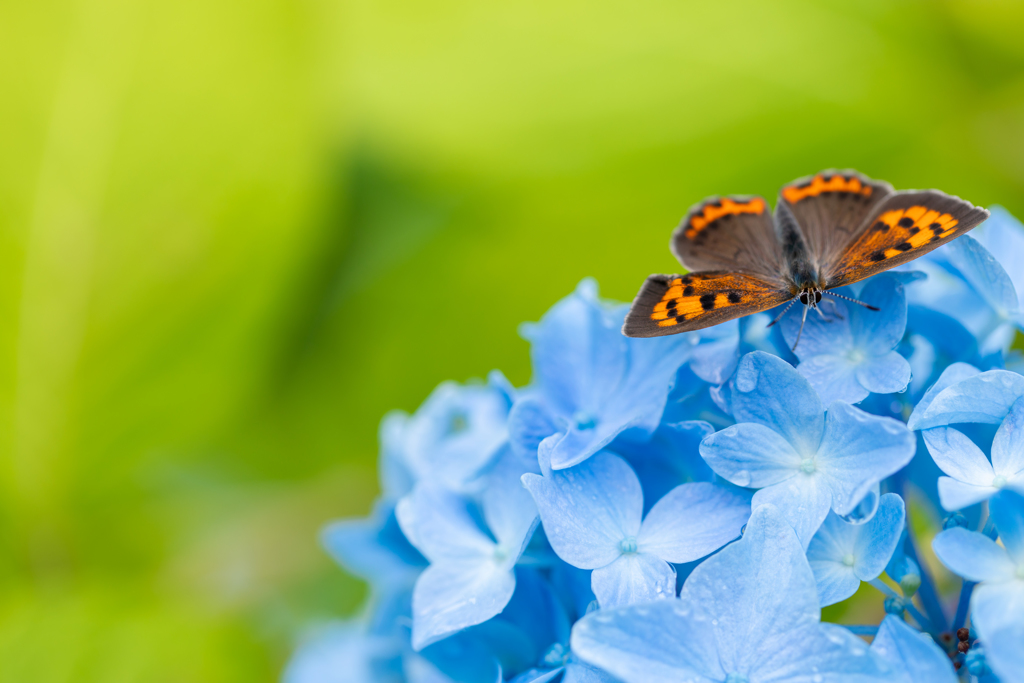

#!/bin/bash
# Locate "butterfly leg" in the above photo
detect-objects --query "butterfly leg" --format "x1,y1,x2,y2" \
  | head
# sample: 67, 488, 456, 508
792, 302, 810, 350
818, 298, 845, 321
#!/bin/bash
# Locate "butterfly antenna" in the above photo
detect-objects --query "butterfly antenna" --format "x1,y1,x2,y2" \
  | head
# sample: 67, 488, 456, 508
766, 298, 798, 328
823, 291, 879, 311
792, 303, 809, 351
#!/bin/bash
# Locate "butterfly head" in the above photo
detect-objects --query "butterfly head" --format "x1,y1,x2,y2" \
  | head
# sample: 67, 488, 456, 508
797, 287, 822, 308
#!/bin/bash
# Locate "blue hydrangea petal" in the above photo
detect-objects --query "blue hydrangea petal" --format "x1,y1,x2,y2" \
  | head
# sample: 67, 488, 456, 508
945, 234, 1020, 320
992, 398, 1024, 479
321, 499, 425, 586
419, 628, 505, 683
808, 561, 859, 608
984, 622, 1024, 683
590, 552, 676, 608
817, 402, 916, 516
870, 615, 957, 683
522, 279, 627, 417
403, 380, 511, 491
839, 483, 880, 525
689, 325, 740, 385
923, 427, 995, 486
908, 362, 981, 428
732, 352, 824, 456
937, 477, 999, 511
396, 485, 496, 563
412, 560, 518, 650
508, 396, 561, 461
378, 410, 416, 501
283, 624, 404, 683
561, 662, 619, 683
510, 669, 562, 683
680, 505, 820, 675
548, 419, 644, 470
758, 622, 889, 683
806, 516, 860, 607
932, 528, 1016, 582
522, 451, 643, 569
700, 422, 802, 488
482, 448, 540, 555
908, 369, 1024, 431
971, 580, 1024, 648
637, 482, 750, 563
855, 351, 912, 396
751, 475, 833, 549
852, 493, 906, 581
797, 354, 867, 406
853, 276, 909, 354
614, 421, 715, 513
571, 599, 722, 682
975, 206, 1024, 296
990, 490, 1024, 566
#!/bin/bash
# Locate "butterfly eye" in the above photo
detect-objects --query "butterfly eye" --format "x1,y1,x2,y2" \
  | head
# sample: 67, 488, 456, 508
814, 291, 822, 304
799, 292, 809, 305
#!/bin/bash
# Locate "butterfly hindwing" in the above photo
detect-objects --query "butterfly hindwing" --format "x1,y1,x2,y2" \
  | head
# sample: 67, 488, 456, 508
622, 272, 793, 337
826, 190, 990, 288
778, 169, 894, 271
671, 195, 784, 279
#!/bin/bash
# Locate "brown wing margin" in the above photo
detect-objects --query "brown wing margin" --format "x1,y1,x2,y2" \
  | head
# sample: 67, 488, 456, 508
622, 272, 794, 338
826, 190, 990, 289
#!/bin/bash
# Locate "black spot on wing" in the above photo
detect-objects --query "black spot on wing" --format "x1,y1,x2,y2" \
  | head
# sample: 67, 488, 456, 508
699, 294, 716, 311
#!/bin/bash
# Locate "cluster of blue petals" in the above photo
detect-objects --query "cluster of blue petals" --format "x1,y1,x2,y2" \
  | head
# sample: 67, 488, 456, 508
286, 208, 1024, 683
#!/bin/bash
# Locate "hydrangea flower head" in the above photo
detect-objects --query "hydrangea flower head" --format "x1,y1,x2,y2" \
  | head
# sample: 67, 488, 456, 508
700, 351, 916, 546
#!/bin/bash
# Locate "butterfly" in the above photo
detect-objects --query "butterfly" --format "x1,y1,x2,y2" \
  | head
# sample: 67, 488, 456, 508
623, 170, 990, 345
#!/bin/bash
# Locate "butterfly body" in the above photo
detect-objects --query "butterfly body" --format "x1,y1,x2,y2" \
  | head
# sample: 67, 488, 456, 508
624, 170, 989, 339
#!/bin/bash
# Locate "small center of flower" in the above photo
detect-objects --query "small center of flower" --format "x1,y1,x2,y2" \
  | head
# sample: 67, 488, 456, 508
619, 536, 638, 554
492, 546, 509, 563
572, 411, 597, 430
847, 349, 866, 364
447, 411, 469, 435
799, 458, 817, 474
1016, 564, 1024, 580
993, 475, 1008, 489
725, 674, 749, 683
541, 642, 570, 668
842, 554, 856, 567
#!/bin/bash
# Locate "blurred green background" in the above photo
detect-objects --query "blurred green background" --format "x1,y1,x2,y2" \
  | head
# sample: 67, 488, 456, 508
2, 0, 1024, 679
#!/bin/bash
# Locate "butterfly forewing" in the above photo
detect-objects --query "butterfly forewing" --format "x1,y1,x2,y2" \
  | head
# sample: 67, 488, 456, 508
778, 170, 894, 272
826, 190, 990, 288
622, 272, 793, 337
671, 195, 784, 279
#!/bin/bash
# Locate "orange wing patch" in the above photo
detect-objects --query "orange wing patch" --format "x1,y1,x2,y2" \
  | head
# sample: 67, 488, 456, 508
861, 206, 959, 262
782, 173, 873, 204
642, 272, 791, 330
685, 198, 766, 239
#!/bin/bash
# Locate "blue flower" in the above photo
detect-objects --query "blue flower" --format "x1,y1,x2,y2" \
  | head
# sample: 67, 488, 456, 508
383, 371, 514, 494
922, 396, 1024, 511
284, 624, 405, 683
932, 490, 1024, 683
523, 450, 750, 608
570, 505, 897, 683
689, 312, 793, 385
806, 492, 906, 606
509, 279, 694, 470
396, 448, 539, 649
869, 615, 957, 683
700, 351, 916, 546
779, 274, 912, 405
